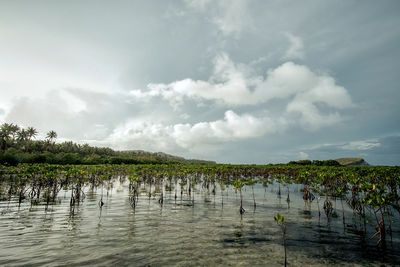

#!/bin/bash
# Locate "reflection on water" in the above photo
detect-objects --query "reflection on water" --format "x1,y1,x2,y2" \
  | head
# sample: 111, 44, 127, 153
0, 180, 399, 266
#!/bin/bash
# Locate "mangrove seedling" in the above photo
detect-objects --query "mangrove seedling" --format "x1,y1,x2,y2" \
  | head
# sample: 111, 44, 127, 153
233, 179, 245, 215
274, 213, 287, 267
246, 179, 256, 209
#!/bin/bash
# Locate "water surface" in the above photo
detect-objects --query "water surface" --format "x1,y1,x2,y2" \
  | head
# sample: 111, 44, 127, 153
1, 179, 399, 266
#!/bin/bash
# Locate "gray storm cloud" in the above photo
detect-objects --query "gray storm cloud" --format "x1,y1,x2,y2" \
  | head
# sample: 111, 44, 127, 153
0, 0, 399, 164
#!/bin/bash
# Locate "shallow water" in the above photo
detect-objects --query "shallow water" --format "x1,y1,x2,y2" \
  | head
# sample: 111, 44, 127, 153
1, 179, 399, 266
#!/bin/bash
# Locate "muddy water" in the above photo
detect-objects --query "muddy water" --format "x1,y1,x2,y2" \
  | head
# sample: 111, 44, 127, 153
1, 180, 399, 266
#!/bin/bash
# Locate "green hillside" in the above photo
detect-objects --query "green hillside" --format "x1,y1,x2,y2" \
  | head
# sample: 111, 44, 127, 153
335, 158, 369, 166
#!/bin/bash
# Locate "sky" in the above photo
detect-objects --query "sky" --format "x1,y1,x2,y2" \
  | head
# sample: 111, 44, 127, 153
0, 0, 399, 165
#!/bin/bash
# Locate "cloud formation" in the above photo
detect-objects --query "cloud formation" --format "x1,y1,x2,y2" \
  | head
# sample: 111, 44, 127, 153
131, 53, 353, 130
135, 53, 352, 106
101, 110, 284, 152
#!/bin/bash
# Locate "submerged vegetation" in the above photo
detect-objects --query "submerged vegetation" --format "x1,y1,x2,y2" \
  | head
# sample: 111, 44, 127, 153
1, 163, 399, 251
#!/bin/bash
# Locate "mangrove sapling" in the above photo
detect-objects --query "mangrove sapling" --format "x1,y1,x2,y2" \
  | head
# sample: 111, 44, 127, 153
212, 181, 216, 196
218, 180, 226, 207
263, 182, 267, 199
191, 178, 196, 206
148, 178, 152, 199
385, 209, 393, 245
17, 181, 28, 208
174, 179, 178, 204
233, 179, 245, 215
371, 208, 386, 249
323, 197, 333, 218
302, 185, 315, 202
316, 196, 321, 224
129, 185, 136, 209
158, 179, 164, 205
274, 213, 287, 267
277, 184, 281, 198
286, 187, 290, 209
246, 179, 256, 209
362, 182, 392, 248
179, 179, 186, 200
334, 186, 347, 228
286, 187, 290, 203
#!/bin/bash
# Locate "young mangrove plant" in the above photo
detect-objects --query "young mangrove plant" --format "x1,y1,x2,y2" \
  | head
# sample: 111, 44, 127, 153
218, 179, 224, 207
274, 213, 287, 267
362, 180, 393, 248
233, 179, 245, 215
246, 179, 256, 209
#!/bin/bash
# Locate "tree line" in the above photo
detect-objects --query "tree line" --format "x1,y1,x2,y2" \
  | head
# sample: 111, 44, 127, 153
0, 123, 213, 165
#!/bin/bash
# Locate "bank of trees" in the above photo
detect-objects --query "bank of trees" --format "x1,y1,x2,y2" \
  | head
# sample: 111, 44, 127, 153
0, 123, 212, 165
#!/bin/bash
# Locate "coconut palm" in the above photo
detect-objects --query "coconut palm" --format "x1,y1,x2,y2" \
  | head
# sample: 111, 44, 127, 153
8, 123, 20, 141
46, 130, 57, 142
0, 123, 19, 149
0, 123, 12, 141
17, 129, 28, 142
16, 128, 29, 150
26, 127, 38, 140
0, 127, 7, 151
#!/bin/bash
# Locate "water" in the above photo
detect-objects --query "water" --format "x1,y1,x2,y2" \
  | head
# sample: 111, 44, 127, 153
1, 179, 399, 266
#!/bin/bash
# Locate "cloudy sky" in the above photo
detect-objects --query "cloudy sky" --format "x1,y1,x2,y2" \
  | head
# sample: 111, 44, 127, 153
1, 0, 399, 165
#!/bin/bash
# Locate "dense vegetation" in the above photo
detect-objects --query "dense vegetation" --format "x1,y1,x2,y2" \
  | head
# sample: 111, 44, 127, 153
0, 123, 214, 165
1, 163, 399, 250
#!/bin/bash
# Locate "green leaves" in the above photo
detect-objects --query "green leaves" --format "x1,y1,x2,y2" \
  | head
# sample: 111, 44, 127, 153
233, 179, 244, 189
245, 179, 255, 186
274, 213, 286, 225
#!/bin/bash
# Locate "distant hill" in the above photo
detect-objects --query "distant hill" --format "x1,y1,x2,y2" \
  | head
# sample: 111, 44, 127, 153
287, 158, 370, 166
335, 158, 369, 166
119, 150, 216, 164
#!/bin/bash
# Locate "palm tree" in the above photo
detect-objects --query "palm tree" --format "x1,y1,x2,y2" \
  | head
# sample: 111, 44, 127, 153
17, 129, 28, 142
9, 123, 20, 142
0, 123, 19, 149
16, 128, 29, 150
46, 130, 57, 151
26, 127, 38, 140
46, 130, 57, 142
1, 123, 12, 141
0, 127, 8, 151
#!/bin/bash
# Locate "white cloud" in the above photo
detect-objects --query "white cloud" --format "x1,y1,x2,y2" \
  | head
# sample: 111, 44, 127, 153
303, 139, 381, 152
299, 151, 309, 160
131, 53, 353, 130
134, 53, 352, 107
284, 33, 305, 60
100, 110, 284, 151
342, 140, 381, 150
